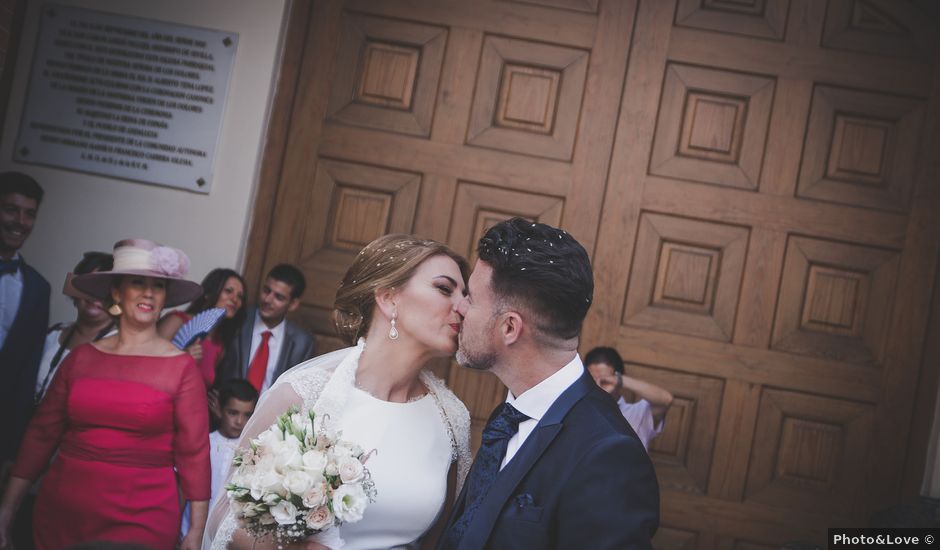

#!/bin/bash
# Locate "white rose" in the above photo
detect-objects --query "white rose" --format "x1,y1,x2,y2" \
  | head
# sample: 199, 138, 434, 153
302, 450, 328, 474
332, 483, 368, 523
256, 427, 284, 449
301, 481, 329, 508
262, 493, 280, 506
256, 453, 277, 472
272, 440, 303, 473
258, 467, 286, 495
336, 440, 364, 458
337, 456, 364, 484
282, 469, 315, 496
270, 500, 299, 525
305, 505, 334, 530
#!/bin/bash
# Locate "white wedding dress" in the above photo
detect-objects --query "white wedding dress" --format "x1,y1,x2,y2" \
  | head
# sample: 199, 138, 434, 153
204, 340, 472, 549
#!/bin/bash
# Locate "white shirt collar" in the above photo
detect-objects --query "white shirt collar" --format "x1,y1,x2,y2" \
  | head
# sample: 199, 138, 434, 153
506, 354, 584, 422
252, 310, 285, 341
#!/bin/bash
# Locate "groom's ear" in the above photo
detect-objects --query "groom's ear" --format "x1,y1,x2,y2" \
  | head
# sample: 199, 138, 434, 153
500, 311, 524, 345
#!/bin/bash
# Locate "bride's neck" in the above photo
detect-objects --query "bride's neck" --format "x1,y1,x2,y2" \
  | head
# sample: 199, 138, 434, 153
356, 332, 433, 403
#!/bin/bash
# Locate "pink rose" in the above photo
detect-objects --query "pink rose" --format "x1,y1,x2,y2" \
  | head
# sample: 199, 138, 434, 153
302, 481, 329, 508
338, 456, 364, 483
305, 505, 334, 530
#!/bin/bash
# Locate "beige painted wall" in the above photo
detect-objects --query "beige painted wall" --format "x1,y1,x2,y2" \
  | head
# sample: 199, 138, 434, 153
1, 0, 287, 323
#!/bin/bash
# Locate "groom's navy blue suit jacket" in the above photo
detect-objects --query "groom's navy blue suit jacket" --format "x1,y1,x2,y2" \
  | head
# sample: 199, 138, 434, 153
440, 369, 659, 549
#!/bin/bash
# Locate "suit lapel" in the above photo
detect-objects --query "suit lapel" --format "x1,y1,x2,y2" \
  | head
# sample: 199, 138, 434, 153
458, 370, 595, 550
275, 324, 294, 379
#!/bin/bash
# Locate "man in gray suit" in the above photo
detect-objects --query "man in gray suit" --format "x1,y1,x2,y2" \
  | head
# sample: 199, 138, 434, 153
216, 264, 315, 395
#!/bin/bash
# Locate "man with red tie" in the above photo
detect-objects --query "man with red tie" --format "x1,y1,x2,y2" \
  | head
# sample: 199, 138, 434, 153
217, 264, 315, 394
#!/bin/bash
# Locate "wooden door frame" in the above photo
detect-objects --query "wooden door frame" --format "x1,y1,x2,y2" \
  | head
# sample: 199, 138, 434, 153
242, 0, 312, 298
897, 64, 940, 502
242, 0, 940, 506
904, 250, 940, 498
0, 0, 29, 137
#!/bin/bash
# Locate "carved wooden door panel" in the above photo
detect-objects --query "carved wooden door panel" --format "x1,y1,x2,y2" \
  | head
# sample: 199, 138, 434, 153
259, 0, 638, 452
583, 0, 940, 547
248, 0, 940, 546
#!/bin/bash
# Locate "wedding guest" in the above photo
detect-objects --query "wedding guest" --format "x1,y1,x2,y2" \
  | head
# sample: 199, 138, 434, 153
585, 346, 673, 450
216, 264, 315, 394
181, 378, 257, 537
10, 252, 116, 549
158, 268, 246, 388
0, 172, 50, 476
0, 238, 210, 550
34, 252, 116, 404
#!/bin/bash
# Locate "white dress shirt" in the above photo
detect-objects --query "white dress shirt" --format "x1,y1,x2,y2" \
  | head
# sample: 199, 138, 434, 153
0, 253, 24, 349
181, 430, 239, 536
249, 311, 286, 393
501, 354, 584, 470
617, 397, 665, 450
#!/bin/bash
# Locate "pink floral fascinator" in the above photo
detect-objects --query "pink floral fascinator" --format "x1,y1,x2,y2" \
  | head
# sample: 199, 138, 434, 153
71, 239, 203, 307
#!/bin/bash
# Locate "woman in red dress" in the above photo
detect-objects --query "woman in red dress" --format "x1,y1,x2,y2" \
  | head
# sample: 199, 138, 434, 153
157, 268, 246, 389
0, 239, 211, 550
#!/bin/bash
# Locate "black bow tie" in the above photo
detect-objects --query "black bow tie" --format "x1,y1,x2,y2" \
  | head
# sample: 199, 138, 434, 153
0, 258, 22, 276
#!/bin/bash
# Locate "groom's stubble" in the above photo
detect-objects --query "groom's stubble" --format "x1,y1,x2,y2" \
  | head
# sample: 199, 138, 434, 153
455, 318, 499, 371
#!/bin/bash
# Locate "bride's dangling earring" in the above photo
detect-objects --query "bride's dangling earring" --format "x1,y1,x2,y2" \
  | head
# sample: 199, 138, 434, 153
389, 311, 399, 340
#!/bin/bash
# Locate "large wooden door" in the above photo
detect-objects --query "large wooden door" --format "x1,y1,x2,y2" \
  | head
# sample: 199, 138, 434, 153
585, 1, 940, 545
247, 0, 940, 546
254, 0, 638, 448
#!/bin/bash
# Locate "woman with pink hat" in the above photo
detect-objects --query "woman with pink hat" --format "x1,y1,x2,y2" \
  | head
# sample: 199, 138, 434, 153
0, 239, 211, 550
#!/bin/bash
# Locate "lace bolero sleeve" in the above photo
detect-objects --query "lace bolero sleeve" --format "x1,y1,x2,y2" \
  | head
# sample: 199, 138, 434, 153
421, 371, 472, 493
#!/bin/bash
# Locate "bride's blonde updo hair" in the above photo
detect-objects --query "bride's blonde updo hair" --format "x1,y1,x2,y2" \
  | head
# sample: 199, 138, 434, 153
334, 234, 469, 343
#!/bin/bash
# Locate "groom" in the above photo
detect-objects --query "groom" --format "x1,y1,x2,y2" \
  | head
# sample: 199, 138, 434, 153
439, 218, 659, 549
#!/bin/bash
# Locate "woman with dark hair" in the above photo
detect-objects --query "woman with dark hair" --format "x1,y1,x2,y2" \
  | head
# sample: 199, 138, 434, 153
33, 252, 116, 405
158, 268, 245, 389
0, 239, 210, 550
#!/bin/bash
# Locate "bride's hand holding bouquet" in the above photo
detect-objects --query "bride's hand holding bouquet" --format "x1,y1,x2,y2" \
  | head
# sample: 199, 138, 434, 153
225, 407, 375, 548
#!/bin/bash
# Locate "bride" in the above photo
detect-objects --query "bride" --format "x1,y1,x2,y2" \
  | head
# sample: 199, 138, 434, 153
205, 235, 472, 549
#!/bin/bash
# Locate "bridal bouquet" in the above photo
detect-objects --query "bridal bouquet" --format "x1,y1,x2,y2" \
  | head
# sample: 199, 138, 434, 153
225, 407, 376, 544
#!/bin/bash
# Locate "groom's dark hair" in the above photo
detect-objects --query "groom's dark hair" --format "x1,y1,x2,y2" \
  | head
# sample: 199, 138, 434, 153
477, 218, 593, 340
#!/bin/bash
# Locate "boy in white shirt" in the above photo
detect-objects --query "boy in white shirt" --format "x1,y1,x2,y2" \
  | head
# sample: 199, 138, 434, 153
585, 347, 673, 450
181, 379, 258, 537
